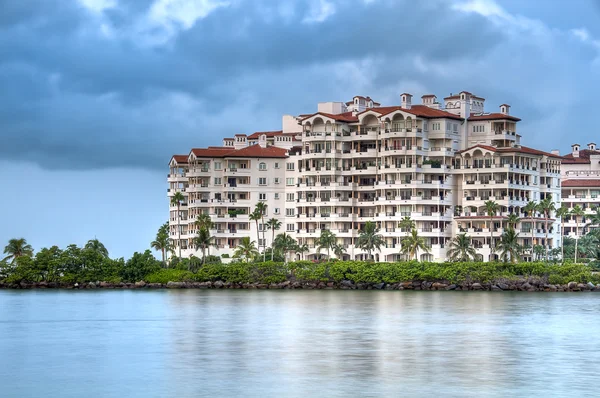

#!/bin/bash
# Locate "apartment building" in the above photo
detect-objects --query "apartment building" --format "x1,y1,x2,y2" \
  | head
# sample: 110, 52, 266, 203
168, 91, 562, 261
560, 143, 600, 237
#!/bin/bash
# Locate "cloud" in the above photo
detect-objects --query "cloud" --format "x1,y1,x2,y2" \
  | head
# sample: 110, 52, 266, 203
1, 0, 599, 171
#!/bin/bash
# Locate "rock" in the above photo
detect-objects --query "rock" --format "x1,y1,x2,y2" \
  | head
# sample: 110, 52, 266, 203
491, 285, 502, 291
340, 280, 354, 289
422, 281, 433, 289
496, 283, 509, 290
213, 281, 224, 289
87, 282, 96, 289
578, 283, 588, 291
545, 285, 557, 292
166, 281, 183, 288
326, 282, 335, 288
567, 282, 578, 290
445, 284, 457, 290
587, 282, 595, 290
432, 282, 448, 290
374, 282, 385, 290
471, 283, 483, 290
402, 282, 413, 289
134, 281, 146, 288
521, 282, 532, 291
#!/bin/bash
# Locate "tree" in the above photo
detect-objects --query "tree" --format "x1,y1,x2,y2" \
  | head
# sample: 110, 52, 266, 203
254, 202, 268, 262
233, 237, 259, 263
523, 200, 538, 257
571, 205, 586, 263
400, 228, 429, 261
170, 191, 185, 258
316, 229, 337, 259
295, 243, 309, 261
265, 218, 282, 261
446, 234, 477, 262
484, 200, 499, 258
537, 197, 556, 261
356, 221, 385, 260
273, 233, 298, 265
84, 239, 109, 258
577, 233, 599, 260
398, 216, 415, 252
555, 205, 570, 261
195, 213, 213, 232
194, 228, 213, 265
3, 238, 34, 263
533, 245, 544, 261
332, 243, 346, 259
151, 222, 172, 266
588, 206, 600, 228
496, 228, 522, 263
249, 209, 262, 260
506, 213, 520, 230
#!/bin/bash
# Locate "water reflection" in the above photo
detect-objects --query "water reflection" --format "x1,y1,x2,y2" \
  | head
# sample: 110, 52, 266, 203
1, 290, 599, 397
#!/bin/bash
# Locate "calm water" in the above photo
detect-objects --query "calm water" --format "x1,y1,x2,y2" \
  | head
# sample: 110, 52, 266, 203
1, 290, 599, 397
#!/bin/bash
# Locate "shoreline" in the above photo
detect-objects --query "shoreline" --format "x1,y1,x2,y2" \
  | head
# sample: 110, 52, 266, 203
2, 280, 599, 292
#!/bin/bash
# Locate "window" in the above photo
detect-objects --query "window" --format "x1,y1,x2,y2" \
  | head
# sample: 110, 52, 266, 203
259, 193, 267, 201
274, 178, 280, 184
214, 177, 222, 185
259, 162, 267, 170
286, 162, 295, 171
214, 162, 222, 170
286, 208, 295, 216
258, 239, 265, 246
259, 224, 264, 231
274, 208, 280, 214
286, 178, 295, 186
274, 162, 280, 169
274, 193, 280, 200
287, 223, 295, 232
286, 193, 295, 202
258, 178, 267, 185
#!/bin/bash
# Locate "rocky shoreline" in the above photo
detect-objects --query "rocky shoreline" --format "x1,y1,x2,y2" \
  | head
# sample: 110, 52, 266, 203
2, 279, 600, 292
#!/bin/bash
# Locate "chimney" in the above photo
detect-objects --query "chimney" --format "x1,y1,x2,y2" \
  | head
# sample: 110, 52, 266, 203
588, 142, 597, 151
500, 104, 510, 115
401, 93, 412, 109
258, 134, 267, 148
572, 143, 580, 158
551, 149, 560, 156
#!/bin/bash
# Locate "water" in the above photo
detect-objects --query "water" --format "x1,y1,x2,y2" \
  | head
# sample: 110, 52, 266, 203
0, 290, 599, 397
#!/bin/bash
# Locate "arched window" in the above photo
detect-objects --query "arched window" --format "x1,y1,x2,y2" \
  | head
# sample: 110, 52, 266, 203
259, 162, 267, 171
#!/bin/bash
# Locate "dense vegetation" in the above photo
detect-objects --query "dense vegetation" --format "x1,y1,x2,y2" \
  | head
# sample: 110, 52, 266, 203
1, 237, 598, 286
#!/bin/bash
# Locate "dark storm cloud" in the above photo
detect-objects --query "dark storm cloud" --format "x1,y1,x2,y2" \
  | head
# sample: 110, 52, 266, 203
0, 0, 596, 170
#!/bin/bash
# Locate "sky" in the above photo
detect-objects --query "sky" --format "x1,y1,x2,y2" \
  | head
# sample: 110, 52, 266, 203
1, 0, 600, 258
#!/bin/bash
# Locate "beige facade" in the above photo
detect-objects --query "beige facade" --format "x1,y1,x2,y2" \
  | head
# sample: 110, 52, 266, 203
168, 91, 563, 262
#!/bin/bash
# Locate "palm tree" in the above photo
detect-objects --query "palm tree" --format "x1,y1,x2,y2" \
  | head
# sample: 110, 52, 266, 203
533, 245, 544, 261
194, 228, 213, 264
332, 243, 346, 259
273, 233, 298, 265
265, 218, 282, 261
151, 222, 171, 266
84, 238, 109, 258
400, 229, 429, 261
296, 243, 309, 261
3, 238, 34, 263
446, 234, 477, 262
356, 221, 385, 260
398, 216, 415, 252
484, 200, 499, 258
571, 205, 586, 263
233, 237, 259, 263
249, 208, 262, 246
170, 191, 185, 258
538, 197, 556, 261
195, 213, 213, 232
506, 213, 520, 230
555, 205, 570, 261
523, 200, 538, 256
316, 229, 337, 259
496, 227, 522, 263
254, 202, 268, 261
588, 206, 600, 228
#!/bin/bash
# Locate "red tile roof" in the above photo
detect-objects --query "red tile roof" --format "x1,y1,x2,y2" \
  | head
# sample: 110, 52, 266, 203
170, 155, 189, 164
468, 113, 521, 122
226, 145, 288, 158
561, 179, 600, 187
369, 105, 464, 120
247, 130, 283, 139
190, 147, 233, 158
562, 149, 600, 164
456, 144, 562, 158
301, 111, 359, 122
